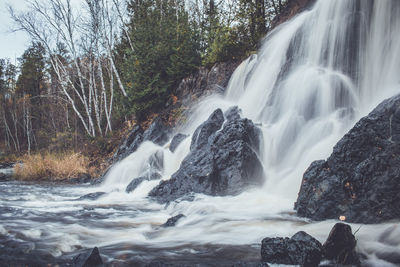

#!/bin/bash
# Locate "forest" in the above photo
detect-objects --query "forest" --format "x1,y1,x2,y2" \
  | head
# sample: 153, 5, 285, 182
0, 0, 286, 161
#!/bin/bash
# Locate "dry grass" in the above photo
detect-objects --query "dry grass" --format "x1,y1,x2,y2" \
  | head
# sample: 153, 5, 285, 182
14, 152, 93, 180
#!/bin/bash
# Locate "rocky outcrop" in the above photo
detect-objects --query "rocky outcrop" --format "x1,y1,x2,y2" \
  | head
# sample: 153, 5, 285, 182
112, 118, 171, 163
261, 231, 322, 267
148, 107, 265, 203
323, 223, 360, 266
175, 61, 240, 107
169, 133, 188, 153
270, 0, 317, 30
295, 94, 400, 223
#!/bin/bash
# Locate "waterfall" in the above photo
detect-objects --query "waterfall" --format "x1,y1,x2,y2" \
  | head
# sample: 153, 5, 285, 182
2, 0, 399, 264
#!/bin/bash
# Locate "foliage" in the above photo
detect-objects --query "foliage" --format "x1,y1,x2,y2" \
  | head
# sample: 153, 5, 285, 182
14, 152, 93, 180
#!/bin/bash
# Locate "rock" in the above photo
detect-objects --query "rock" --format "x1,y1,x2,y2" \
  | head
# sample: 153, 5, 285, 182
126, 173, 161, 193
113, 125, 143, 162
295, 94, 400, 223
169, 133, 188, 152
73, 247, 104, 267
190, 109, 225, 150
161, 214, 185, 227
322, 223, 360, 266
270, 0, 317, 30
76, 192, 106, 201
175, 61, 240, 107
143, 117, 171, 146
261, 231, 322, 267
149, 107, 265, 203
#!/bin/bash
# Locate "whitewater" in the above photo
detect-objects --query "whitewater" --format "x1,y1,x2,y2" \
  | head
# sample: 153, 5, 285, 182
1, 0, 400, 265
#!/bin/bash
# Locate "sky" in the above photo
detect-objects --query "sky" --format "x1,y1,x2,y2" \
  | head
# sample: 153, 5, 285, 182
0, 0, 30, 61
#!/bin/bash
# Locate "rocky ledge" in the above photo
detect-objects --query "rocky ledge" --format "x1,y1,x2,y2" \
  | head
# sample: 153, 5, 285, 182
149, 106, 265, 203
295, 94, 400, 223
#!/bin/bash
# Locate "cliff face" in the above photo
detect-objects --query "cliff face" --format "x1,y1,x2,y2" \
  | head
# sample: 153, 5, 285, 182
270, 0, 316, 30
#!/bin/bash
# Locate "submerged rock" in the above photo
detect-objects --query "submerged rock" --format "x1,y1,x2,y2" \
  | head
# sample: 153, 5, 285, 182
149, 107, 264, 203
322, 223, 360, 266
76, 192, 106, 201
73, 247, 104, 267
169, 133, 188, 152
126, 173, 161, 193
161, 214, 185, 227
295, 94, 400, 223
261, 231, 322, 267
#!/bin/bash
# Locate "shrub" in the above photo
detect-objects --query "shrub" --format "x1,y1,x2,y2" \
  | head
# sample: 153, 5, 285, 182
14, 152, 92, 180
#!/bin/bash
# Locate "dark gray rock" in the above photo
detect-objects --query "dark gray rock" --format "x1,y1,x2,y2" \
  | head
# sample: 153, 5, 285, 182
190, 109, 224, 150
261, 231, 322, 267
295, 94, 400, 223
161, 214, 185, 227
169, 133, 188, 152
76, 192, 106, 201
143, 117, 171, 146
126, 173, 162, 193
322, 223, 360, 266
149, 107, 264, 203
113, 125, 143, 162
73, 247, 104, 267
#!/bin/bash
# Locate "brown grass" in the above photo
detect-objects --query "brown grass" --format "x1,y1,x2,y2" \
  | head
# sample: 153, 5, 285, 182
14, 152, 94, 180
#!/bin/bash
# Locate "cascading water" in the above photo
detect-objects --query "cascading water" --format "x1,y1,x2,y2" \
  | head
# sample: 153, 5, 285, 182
1, 0, 400, 265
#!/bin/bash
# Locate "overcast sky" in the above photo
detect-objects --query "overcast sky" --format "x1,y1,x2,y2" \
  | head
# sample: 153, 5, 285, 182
0, 0, 30, 61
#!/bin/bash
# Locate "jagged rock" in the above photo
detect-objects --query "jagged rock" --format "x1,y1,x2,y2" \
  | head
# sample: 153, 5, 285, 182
161, 214, 185, 227
261, 231, 322, 267
149, 107, 264, 203
143, 117, 171, 146
169, 133, 188, 152
190, 109, 225, 150
295, 94, 400, 223
175, 61, 240, 107
113, 125, 144, 162
73, 247, 104, 267
322, 223, 360, 266
126, 173, 161, 193
76, 192, 106, 201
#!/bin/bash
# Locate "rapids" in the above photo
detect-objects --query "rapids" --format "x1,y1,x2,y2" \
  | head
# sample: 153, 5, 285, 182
1, 0, 400, 265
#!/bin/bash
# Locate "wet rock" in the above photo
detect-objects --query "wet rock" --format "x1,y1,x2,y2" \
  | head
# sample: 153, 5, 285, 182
126, 173, 161, 193
261, 231, 322, 267
270, 0, 316, 30
77, 192, 106, 201
295, 94, 400, 223
322, 223, 360, 266
149, 107, 264, 203
169, 133, 188, 152
113, 125, 144, 162
161, 214, 185, 227
175, 61, 240, 107
143, 117, 171, 146
190, 109, 225, 150
73, 247, 104, 267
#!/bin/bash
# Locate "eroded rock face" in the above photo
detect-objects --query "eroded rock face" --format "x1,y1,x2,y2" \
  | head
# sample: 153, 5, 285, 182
295, 94, 400, 223
169, 133, 188, 153
261, 231, 322, 267
148, 107, 265, 203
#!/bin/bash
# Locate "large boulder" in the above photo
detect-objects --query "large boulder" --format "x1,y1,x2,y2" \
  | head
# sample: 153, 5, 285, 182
295, 94, 400, 223
261, 231, 322, 267
149, 107, 265, 203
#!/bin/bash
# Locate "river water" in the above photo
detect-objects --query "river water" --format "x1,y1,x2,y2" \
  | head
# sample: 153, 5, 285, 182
1, 0, 400, 266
